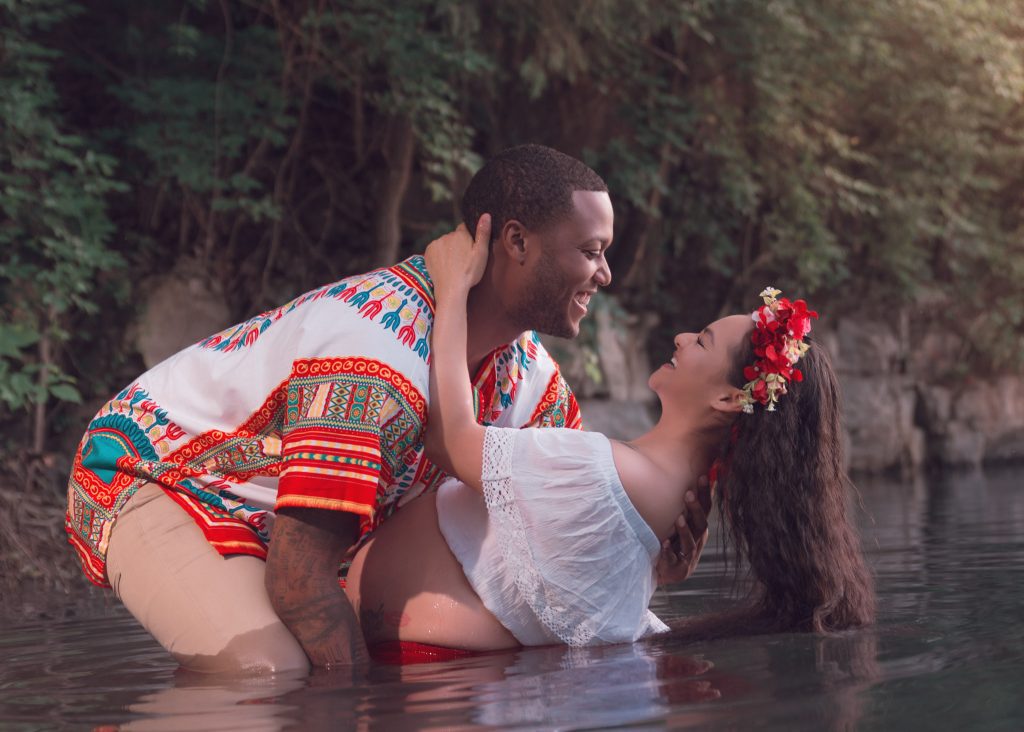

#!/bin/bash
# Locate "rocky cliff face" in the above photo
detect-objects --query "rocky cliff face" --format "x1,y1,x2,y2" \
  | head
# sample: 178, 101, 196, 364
831, 319, 1024, 473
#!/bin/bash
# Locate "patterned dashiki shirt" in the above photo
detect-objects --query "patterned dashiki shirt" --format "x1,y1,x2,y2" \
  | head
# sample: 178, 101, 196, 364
65, 256, 581, 587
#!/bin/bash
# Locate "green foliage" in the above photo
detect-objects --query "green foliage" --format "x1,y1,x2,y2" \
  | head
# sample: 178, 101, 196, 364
2, 0, 1023, 450
0, 0, 123, 418
305, 1, 491, 200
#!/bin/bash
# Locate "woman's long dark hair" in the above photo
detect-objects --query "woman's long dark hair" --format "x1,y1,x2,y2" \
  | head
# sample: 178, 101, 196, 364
672, 335, 876, 639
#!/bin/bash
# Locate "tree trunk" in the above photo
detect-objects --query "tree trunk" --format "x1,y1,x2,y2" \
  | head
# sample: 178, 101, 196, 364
32, 330, 51, 455
373, 115, 415, 267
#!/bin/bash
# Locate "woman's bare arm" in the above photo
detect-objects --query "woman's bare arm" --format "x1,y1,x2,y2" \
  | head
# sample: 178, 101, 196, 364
423, 215, 492, 492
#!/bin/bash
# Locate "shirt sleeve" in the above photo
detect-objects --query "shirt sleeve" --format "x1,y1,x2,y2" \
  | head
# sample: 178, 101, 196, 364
524, 369, 583, 431
275, 356, 424, 518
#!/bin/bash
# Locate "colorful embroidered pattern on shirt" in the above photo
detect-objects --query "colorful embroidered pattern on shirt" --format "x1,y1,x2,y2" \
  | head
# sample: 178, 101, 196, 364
529, 370, 583, 429
66, 381, 287, 584
473, 332, 545, 424
276, 356, 426, 520
200, 257, 435, 359
64, 255, 583, 588
65, 356, 429, 586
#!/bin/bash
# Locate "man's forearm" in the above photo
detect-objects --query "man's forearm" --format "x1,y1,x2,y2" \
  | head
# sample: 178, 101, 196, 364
265, 509, 369, 667
269, 574, 367, 667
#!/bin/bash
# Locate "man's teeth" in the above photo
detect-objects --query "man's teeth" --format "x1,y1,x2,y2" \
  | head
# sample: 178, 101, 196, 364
670, 357, 677, 367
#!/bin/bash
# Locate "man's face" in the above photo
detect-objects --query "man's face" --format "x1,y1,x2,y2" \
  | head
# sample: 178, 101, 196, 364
507, 191, 614, 339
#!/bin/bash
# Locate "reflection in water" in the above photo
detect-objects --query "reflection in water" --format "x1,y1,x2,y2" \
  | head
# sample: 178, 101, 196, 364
0, 466, 1021, 730
118, 670, 307, 731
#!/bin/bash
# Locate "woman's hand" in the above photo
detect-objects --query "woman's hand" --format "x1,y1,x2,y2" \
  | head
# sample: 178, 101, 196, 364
656, 476, 711, 585
424, 215, 492, 297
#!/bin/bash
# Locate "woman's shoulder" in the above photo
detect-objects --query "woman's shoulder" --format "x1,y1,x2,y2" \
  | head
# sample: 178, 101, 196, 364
512, 425, 608, 453
487, 426, 613, 477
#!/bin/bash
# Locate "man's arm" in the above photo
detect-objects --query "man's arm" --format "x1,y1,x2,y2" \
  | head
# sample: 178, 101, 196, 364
656, 476, 712, 585
264, 507, 368, 668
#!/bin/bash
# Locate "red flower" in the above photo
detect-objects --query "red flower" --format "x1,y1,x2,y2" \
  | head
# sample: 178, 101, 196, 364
742, 289, 819, 411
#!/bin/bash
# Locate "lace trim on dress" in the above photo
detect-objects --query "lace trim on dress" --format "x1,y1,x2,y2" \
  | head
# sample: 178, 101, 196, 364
481, 427, 599, 646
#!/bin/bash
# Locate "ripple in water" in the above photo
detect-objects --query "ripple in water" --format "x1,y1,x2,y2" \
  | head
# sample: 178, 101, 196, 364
0, 466, 1021, 730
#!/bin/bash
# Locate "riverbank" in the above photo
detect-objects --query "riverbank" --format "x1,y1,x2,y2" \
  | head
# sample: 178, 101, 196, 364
0, 453, 104, 623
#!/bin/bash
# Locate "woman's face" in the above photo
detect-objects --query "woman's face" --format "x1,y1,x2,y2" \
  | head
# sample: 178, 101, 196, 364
649, 314, 753, 416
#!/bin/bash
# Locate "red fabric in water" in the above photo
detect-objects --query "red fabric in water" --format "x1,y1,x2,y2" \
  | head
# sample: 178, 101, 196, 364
371, 640, 477, 665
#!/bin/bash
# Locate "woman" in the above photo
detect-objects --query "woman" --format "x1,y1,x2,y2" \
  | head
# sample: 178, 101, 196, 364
344, 218, 874, 656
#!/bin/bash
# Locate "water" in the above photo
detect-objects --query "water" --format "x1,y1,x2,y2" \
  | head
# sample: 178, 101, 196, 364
1, 467, 1022, 731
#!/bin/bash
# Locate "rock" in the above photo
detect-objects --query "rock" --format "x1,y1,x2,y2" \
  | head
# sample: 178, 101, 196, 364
841, 376, 920, 473
135, 260, 233, 369
934, 421, 986, 467
907, 427, 927, 472
542, 293, 657, 404
542, 335, 598, 398
931, 376, 1024, 468
834, 318, 903, 377
578, 398, 655, 441
908, 330, 963, 382
985, 428, 1024, 464
594, 305, 657, 403
916, 384, 953, 434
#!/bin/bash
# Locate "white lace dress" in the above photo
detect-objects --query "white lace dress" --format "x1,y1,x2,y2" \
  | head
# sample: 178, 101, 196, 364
436, 426, 669, 647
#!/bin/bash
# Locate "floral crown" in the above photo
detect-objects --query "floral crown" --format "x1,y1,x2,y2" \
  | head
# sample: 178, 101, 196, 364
738, 287, 818, 414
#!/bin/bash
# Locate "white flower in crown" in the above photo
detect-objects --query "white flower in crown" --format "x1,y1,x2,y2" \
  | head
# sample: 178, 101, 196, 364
753, 286, 782, 323
782, 338, 805, 365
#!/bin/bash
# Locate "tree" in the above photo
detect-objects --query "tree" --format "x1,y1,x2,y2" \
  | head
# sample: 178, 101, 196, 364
0, 0, 125, 452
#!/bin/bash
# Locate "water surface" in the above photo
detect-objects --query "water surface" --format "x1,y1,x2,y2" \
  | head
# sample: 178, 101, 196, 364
1, 467, 1021, 730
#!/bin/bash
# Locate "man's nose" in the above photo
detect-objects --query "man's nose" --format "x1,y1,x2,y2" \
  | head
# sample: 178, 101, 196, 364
594, 255, 612, 287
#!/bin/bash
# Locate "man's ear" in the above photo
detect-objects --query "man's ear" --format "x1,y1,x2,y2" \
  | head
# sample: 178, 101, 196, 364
711, 387, 745, 415
498, 220, 528, 264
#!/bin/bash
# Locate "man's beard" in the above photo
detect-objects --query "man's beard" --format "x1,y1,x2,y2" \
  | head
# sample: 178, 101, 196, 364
507, 256, 578, 339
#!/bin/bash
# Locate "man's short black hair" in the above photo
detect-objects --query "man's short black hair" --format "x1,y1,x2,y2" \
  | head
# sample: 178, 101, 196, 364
461, 144, 608, 239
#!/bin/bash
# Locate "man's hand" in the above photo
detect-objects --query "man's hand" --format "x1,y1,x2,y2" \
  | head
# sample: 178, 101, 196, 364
656, 476, 711, 586
265, 508, 369, 668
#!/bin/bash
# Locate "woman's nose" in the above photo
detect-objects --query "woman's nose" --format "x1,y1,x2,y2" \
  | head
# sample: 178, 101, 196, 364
674, 332, 694, 348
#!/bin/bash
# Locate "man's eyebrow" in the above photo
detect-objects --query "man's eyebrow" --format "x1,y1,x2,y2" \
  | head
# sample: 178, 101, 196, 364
703, 326, 715, 346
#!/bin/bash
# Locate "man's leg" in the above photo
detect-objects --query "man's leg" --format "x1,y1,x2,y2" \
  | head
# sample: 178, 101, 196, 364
106, 483, 310, 674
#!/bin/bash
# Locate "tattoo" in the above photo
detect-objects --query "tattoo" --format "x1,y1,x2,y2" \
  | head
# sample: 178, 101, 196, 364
265, 508, 369, 667
361, 601, 411, 641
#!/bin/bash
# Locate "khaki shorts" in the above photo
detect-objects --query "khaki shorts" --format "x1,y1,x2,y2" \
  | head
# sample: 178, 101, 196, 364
106, 483, 309, 674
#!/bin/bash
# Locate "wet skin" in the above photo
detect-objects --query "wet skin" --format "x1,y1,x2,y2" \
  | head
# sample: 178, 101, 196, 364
344, 492, 519, 651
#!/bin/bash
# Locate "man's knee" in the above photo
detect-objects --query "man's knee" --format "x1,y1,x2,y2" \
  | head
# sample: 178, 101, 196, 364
173, 622, 310, 675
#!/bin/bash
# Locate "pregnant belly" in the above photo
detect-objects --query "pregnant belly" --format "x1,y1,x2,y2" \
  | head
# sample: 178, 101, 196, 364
344, 492, 519, 652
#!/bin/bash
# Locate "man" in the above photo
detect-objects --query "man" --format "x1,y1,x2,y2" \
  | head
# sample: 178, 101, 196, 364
65, 145, 700, 673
